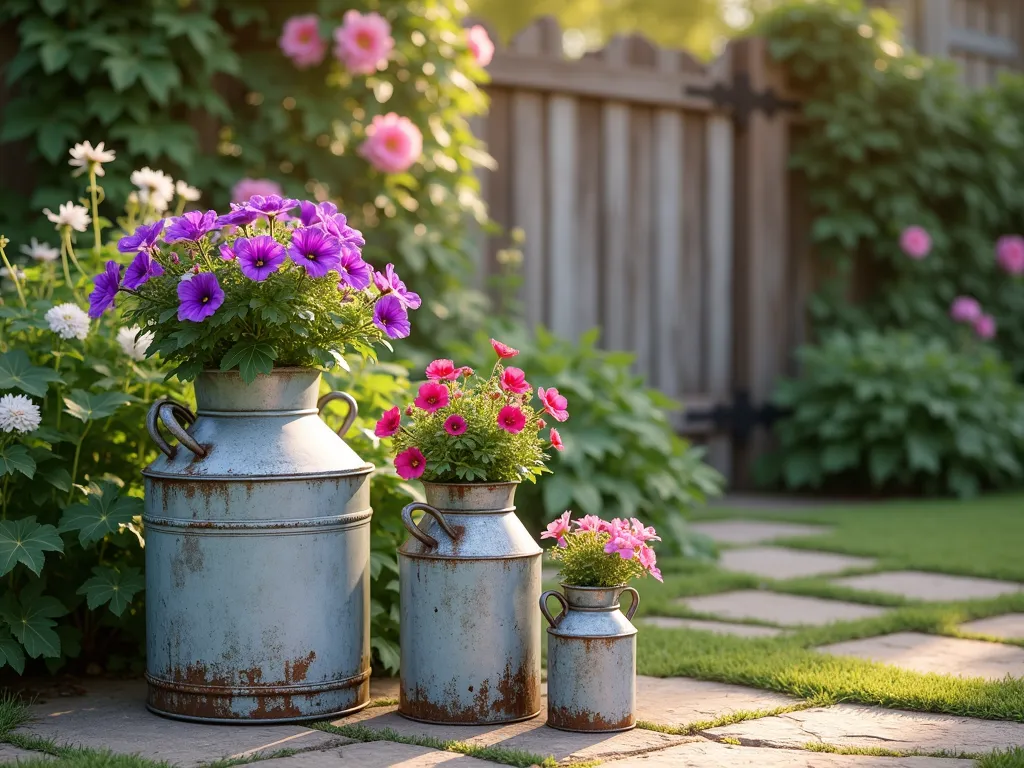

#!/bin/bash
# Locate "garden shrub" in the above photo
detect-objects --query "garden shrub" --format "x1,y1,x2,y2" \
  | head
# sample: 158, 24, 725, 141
762, 330, 1024, 498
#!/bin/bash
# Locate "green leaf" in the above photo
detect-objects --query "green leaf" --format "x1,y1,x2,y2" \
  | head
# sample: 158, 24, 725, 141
0, 629, 26, 674
38, 0, 66, 14
219, 341, 277, 384
38, 465, 72, 492
138, 59, 181, 104
0, 517, 63, 576
0, 444, 36, 478
59, 481, 142, 546
906, 433, 940, 473
39, 41, 70, 73
102, 54, 141, 90
63, 389, 134, 422
868, 444, 903, 486
0, 592, 66, 659
77, 566, 144, 616
370, 636, 400, 674
0, 350, 62, 396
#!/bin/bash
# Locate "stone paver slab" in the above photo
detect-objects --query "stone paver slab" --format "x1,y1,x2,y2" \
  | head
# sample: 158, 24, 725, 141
961, 613, 1024, 639
250, 742, 496, 768
369, 676, 400, 700
719, 547, 875, 579
0, 744, 52, 763
609, 740, 974, 767
690, 520, 830, 545
818, 631, 1024, 680
680, 590, 889, 627
641, 617, 785, 637
634, 677, 797, 728
705, 703, 1024, 754
833, 571, 1023, 601
19, 679, 349, 766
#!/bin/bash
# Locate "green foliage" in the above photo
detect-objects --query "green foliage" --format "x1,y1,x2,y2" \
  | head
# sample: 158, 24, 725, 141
762, 331, 1024, 498
548, 530, 647, 588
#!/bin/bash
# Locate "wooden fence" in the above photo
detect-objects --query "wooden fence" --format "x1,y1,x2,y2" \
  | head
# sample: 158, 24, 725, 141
475, 19, 815, 484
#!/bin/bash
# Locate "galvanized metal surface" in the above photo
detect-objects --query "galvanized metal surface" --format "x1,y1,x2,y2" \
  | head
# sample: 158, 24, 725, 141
398, 482, 542, 724
143, 368, 373, 723
542, 584, 640, 733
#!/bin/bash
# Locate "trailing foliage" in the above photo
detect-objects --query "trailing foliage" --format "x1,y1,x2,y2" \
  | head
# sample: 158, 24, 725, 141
762, 331, 1024, 498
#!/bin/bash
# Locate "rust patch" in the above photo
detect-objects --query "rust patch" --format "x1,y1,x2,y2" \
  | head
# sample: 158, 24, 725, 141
169, 662, 232, 687
181, 535, 205, 573
494, 658, 538, 717
148, 686, 234, 720
547, 704, 635, 732
284, 651, 316, 684
239, 666, 263, 686
400, 662, 538, 724
251, 694, 303, 720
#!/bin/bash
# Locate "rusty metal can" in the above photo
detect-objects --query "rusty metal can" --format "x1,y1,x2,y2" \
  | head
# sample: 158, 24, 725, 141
541, 584, 640, 732
142, 368, 373, 723
398, 482, 541, 724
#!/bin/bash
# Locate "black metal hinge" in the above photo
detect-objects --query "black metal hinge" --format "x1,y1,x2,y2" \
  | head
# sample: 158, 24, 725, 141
686, 73, 800, 129
685, 389, 786, 446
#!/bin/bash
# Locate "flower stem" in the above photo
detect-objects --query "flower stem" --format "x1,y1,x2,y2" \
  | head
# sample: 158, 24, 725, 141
68, 422, 91, 504
64, 230, 87, 279
54, 339, 63, 430
0, 240, 26, 308
89, 166, 102, 256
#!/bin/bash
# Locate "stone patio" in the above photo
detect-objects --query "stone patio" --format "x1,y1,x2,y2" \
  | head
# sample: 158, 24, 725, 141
609, 741, 973, 767
641, 616, 785, 637
688, 520, 831, 545
961, 613, 1024, 639
680, 590, 889, 626
832, 570, 1024, 601
718, 546, 876, 579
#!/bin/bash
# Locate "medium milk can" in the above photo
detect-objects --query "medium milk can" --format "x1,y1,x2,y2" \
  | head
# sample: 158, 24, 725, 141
142, 368, 373, 723
398, 482, 541, 724
541, 585, 640, 732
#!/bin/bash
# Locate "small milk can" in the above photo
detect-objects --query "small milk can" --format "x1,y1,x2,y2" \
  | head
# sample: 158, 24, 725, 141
398, 482, 542, 724
541, 584, 640, 732
142, 368, 373, 723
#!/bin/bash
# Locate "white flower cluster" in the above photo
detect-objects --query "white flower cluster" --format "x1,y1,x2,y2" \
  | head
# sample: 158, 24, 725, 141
20, 237, 59, 262
131, 167, 176, 212
117, 325, 155, 361
43, 201, 91, 233
0, 393, 41, 434
68, 141, 116, 177
45, 302, 91, 341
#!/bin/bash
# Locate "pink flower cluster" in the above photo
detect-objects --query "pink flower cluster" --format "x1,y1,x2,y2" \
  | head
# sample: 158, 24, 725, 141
541, 512, 663, 582
949, 296, 996, 340
899, 226, 932, 260
996, 235, 1024, 275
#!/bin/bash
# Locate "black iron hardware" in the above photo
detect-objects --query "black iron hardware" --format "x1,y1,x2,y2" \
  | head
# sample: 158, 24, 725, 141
686, 73, 800, 129
685, 389, 786, 446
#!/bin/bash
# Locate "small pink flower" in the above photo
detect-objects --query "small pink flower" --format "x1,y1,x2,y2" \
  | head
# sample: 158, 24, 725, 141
574, 514, 604, 533
899, 226, 931, 260
394, 447, 426, 480
460, 366, 475, 377
541, 511, 571, 547
536, 419, 546, 429
374, 406, 401, 437
500, 367, 530, 394
630, 518, 660, 543
444, 414, 467, 436
950, 296, 982, 324
497, 405, 527, 434
405, 405, 415, 416
359, 113, 423, 174
426, 358, 460, 381
639, 546, 663, 583
279, 15, 327, 69
604, 530, 639, 560
466, 25, 494, 67
491, 339, 519, 359
975, 313, 997, 340
415, 381, 450, 413
549, 427, 564, 452
996, 235, 1024, 275
537, 387, 569, 422
231, 178, 282, 205
333, 10, 394, 74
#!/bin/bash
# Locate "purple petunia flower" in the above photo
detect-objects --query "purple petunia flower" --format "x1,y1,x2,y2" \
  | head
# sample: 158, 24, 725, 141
241, 194, 300, 218
288, 227, 342, 277
338, 251, 373, 290
299, 200, 320, 226
372, 294, 411, 339
177, 272, 225, 322
88, 260, 122, 318
234, 235, 286, 281
373, 263, 420, 310
214, 204, 261, 228
117, 220, 165, 255
123, 251, 165, 290
164, 210, 219, 243
219, 244, 235, 261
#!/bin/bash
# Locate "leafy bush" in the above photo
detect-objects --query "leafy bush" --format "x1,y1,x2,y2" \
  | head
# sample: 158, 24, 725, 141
762, 331, 1024, 498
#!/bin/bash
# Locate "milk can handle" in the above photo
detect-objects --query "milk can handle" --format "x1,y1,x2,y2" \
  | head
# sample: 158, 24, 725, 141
401, 502, 459, 550
147, 397, 206, 459
622, 586, 640, 620
317, 391, 358, 437
540, 590, 569, 628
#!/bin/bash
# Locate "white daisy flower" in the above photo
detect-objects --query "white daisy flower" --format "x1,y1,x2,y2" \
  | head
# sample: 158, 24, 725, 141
131, 167, 175, 211
117, 325, 155, 361
0, 266, 26, 281
0, 393, 42, 434
45, 302, 91, 341
69, 141, 116, 177
19, 237, 59, 262
43, 202, 92, 233
175, 180, 201, 202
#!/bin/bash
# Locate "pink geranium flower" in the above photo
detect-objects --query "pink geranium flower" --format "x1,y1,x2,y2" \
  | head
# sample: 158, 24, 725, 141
333, 10, 394, 74
279, 15, 327, 69
537, 387, 569, 422
444, 414, 467, 436
541, 511, 571, 547
574, 514, 604, 533
374, 406, 401, 437
899, 226, 932, 260
466, 25, 494, 67
394, 446, 426, 480
500, 367, 530, 394
490, 338, 519, 358
231, 178, 282, 205
950, 296, 982, 324
414, 381, 450, 413
497, 405, 526, 434
426, 358, 460, 381
549, 427, 564, 452
996, 235, 1024, 275
638, 545, 663, 582
604, 527, 640, 560
975, 313, 997, 340
630, 518, 660, 543
359, 113, 423, 174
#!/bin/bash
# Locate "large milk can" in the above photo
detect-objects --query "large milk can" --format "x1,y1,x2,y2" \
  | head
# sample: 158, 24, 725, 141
142, 368, 373, 723
398, 482, 541, 724
541, 584, 640, 732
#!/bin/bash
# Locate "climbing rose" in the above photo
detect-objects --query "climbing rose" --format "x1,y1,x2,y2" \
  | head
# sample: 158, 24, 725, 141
549, 427, 564, 452
333, 10, 394, 74
231, 178, 282, 205
375, 406, 402, 438
500, 367, 530, 394
490, 339, 518, 359
359, 113, 423, 174
950, 296, 982, 323
426, 359, 460, 381
279, 15, 327, 68
541, 511, 571, 547
975, 313, 997, 340
415, 382, 449, 413
497, 405, 526, 434
394, 446, 426, 480
466, 25, 494, 67
444, 414, 468, 436
996, 235, 1024, 275
537, 387, 569, 422
899, 226, 931, 260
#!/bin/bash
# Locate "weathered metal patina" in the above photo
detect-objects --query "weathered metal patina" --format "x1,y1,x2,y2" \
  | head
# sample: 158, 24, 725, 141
398, 482, 541, 724
541, 584, 640, 732
143, 368, 373, 723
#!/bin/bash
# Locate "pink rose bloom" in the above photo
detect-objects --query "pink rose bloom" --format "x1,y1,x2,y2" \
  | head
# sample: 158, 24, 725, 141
374, 406, 401, 437
359, 113, 423, 174
444, 414, 467, 436
949, 296, 982, 324
333, 10, 394, 75
231, 178, 282, 205
491, 339, 519, 358
549, 427, 564, 452
537, 387, 569, 422
899, 226, 932, 260
466, 25, 494, 67
414, 381, 450, 413
541, 511, 571, 547
975, 313, 997, 340
394, 447, 426, 480
500, 367, 530, 394
996, 235, 1024, 275
279, 15, 327, 69
426, 358, 459, 381
574, 514, 604, 533
497, 405, 527, 434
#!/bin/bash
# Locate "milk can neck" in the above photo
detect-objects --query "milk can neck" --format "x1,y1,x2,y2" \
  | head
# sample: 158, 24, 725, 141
194, 368, 322, 414
562, 585, 625, 611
